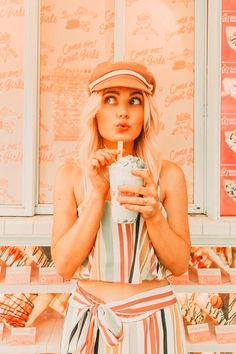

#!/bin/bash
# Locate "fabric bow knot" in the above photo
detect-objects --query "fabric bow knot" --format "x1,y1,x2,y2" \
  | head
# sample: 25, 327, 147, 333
68, 303, 123, 354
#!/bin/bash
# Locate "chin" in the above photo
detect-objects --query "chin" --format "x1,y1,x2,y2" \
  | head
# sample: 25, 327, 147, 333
115, 133, 141, 141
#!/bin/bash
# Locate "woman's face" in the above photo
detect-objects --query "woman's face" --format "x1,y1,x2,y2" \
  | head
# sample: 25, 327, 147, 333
96, 87, 144, 149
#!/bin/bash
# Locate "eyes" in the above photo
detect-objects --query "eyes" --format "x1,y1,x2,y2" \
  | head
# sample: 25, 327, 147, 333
129, 97, 142, 105
104, 96, 116, 104
104, 95, 143, 105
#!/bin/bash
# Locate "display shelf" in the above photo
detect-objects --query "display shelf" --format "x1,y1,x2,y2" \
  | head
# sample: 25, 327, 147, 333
0, 316, 61, 354
1, 279, 236, 294
0, 278, 75, 294
186, 339, 236, 352
0, 221, 235, 353
173, 281, 236, 293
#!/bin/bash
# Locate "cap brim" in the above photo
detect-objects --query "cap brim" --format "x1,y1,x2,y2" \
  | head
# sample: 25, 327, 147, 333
90, 75, 152, 94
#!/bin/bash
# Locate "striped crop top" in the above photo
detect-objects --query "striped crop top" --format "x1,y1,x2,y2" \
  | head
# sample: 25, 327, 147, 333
77, 200, 170, 284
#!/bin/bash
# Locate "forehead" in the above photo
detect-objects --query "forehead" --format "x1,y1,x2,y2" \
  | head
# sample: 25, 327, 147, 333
103, 87, 143, 95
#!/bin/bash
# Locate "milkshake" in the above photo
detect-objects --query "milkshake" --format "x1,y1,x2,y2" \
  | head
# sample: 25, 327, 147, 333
109, 155, 145, 224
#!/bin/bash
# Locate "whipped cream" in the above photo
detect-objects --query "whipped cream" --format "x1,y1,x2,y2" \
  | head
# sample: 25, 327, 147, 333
111, 155, 145, 169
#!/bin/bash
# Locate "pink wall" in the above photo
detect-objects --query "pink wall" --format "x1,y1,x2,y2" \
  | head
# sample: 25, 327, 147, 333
0, 0, 195, 208
39, 0, 195, 205
39, 0, 115, 203
124, 0, 194, 203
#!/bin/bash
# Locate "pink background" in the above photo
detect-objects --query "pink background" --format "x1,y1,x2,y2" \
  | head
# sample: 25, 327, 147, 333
0, 0, 25, 205
39, 0, 195, 205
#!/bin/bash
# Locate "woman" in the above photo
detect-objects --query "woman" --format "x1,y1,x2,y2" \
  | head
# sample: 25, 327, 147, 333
52, 61, 190, 353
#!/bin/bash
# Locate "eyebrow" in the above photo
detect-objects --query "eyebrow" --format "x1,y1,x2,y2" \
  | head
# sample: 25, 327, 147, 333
103, 90, 143, 96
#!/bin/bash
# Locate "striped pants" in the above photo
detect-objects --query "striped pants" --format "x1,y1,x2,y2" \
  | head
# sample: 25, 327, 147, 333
60, 284, 187, 354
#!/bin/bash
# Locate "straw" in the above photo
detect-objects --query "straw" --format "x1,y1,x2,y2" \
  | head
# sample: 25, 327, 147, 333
117, 141, 123, 160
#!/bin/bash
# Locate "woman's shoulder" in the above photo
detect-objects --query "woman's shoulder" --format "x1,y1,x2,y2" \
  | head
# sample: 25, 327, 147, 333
54, 161, 83, 205
55, 160, 82, 186
159, 160, 186, 194
160, 160, 185, 179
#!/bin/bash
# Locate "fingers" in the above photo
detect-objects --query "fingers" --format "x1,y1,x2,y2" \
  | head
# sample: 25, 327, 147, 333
131, 169, 153, 186
117, 194, 161, 220
118, 194, 156, 208
116, 169, 160, 219
122, 203, 153, 214
118, 184, 158, 200
90, 149, 118, 168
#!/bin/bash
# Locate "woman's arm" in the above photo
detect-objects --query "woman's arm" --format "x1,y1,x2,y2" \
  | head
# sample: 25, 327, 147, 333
118, 160, 190, 276
145, 161, 190, 276
51, 148, 118, 280
51, 163, 106, 280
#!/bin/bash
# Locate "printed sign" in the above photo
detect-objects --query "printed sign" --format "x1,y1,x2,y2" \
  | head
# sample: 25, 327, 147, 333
10, 327, 36, 345
229, 268, 236, 283
167, 271, 189, 285
220, 0, 236, 216
197, 268, 222, 284
187, 323, 211, 343
38, 267, 64, 284
5, 266, 31, 284
215, 324, 236, 343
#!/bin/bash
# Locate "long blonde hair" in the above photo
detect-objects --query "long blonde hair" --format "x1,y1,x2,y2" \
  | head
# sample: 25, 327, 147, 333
78, 91, 161, 198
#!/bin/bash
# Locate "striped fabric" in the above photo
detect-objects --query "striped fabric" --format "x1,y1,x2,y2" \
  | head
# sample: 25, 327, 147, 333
60, 284, 187, 354
78, 202, 169, 284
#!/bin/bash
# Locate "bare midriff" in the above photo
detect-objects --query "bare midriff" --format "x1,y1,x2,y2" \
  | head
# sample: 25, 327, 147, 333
77, 278, 169, 302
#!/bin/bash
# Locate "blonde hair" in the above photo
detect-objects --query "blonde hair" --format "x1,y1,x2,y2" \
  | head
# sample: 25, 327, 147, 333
78, 91, 161, 198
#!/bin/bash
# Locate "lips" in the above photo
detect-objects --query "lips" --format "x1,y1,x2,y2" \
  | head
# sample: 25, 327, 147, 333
115, 122, 130, 129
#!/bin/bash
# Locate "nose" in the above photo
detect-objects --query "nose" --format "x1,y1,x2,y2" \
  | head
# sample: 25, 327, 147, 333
116, 109, 129, 119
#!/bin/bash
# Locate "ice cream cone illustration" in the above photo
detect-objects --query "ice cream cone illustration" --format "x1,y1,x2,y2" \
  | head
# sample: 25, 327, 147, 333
224, 179, 236, 202
226, 26, 236, 51
225, 130, 236, 153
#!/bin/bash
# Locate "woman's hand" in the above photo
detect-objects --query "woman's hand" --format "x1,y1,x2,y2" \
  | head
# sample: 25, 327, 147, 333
117, 169, 161, 220
88, 148, 118, 197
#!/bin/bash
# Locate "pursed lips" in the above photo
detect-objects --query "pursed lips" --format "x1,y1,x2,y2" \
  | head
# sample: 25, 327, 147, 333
115, 122, 130, 128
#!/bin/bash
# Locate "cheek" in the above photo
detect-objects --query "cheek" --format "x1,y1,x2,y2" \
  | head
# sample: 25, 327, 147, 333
135, 115, 144, 133
135, 125, 143, 138
96, 116, 110, 135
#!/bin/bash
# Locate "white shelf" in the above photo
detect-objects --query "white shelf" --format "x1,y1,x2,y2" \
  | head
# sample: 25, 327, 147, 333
173, 281, 236, 293
192, 234, 236, 246
1, 233, 236, 247
0, 280, 236, 294
0, 214, 235, 247
0, 235, 51, 246
0, 278, 236, 294
0, 280, 74, 294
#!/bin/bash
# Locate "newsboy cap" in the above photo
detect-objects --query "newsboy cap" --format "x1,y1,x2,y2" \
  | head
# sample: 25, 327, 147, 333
88, 61, 156, 95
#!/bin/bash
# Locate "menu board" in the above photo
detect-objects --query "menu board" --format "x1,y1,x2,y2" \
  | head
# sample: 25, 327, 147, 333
220, 0, 236, 216
0, 0, 25, 205
124, 0, 194, 204
39, 0, 115, 203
